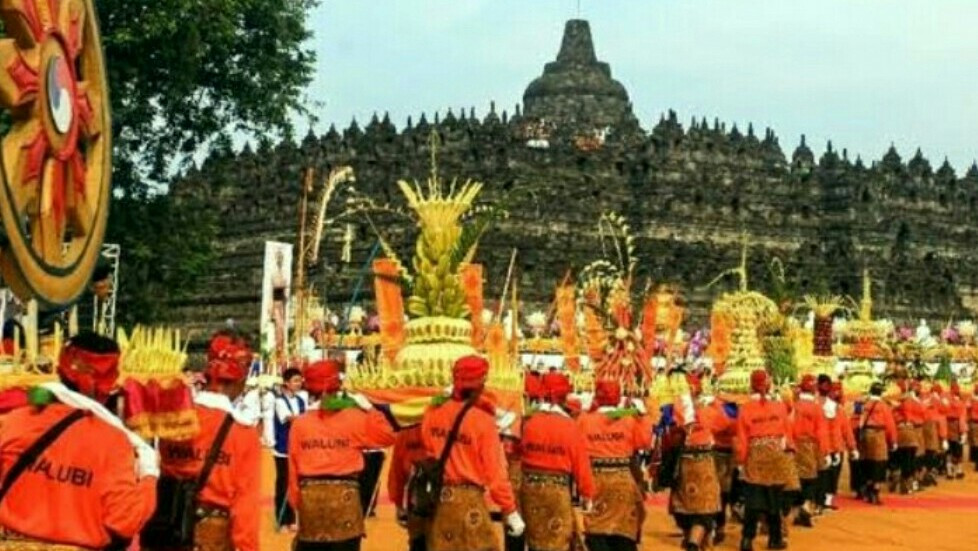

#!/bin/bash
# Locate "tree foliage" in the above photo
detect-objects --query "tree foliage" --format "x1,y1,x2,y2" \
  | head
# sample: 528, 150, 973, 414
90, 0, 319, 323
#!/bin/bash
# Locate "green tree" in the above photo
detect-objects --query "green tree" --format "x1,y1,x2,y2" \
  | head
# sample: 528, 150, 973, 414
92, 0, 319, 324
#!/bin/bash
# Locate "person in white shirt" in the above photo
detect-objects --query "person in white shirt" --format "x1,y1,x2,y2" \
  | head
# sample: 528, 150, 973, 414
273, 368, 307, 531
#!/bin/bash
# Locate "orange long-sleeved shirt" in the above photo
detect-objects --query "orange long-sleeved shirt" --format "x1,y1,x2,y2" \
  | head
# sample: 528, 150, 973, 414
859, 398, 898, 446
674, 398, 732, 448
735, 398, 793, 465
160, 402, 261, 551
577, 410, 653, 459
918, 392, 947, 440
0, 404, 156, 549
709, 400, 737, 450
827, 410, 856, 453
894, 396, 926, 426
421, 399, 516, 514
387, 425, 425, 509
287, 406, 396, 509
521, 408, 595, 499
792, 395, 830, 456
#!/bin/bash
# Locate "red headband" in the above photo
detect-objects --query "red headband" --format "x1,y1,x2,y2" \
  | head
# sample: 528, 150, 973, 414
799, 374, 816, 394
58, 345, 119, 402
453, 355, 489, 399
304, 360, 342, 395
205, 334, 251, 384
750, 370, 770, 399
542, 372, 572, 404
594, 379, 621, 408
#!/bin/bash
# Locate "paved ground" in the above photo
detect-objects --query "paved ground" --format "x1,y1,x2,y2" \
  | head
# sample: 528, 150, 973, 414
260, 452, 978, 550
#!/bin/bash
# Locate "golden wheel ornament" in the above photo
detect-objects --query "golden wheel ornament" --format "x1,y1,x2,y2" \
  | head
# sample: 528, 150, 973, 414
0, 0, 110, 307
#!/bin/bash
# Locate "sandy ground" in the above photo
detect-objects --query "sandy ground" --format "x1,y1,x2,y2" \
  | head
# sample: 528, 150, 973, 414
260, 452, 978, 550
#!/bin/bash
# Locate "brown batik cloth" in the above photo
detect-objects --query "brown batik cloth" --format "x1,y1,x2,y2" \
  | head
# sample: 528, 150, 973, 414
193, 507, 233, 551
969, 422, 978, 447
783, 452, 801, 493
297, 478, 364, 543
922, 421, 941, 453
0, 529, 86, 551
743, 437, 789, 487
508, 459, 523, 510
897, 423, 920, 449
520, 471, 575, 551
669, 449, 721, 516
428, 484, 496, 551
713, 449, 734, 494
586, 461, 644, 542
860, 427, 889, 462
914, 427, 926, 457
794, 437, 819, 481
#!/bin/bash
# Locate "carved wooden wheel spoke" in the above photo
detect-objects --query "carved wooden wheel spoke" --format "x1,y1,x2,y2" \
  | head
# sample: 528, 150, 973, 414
0, 0, 111, 307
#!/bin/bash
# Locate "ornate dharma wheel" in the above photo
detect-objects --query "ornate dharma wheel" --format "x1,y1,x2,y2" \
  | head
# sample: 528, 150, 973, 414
0, 0, 111, 307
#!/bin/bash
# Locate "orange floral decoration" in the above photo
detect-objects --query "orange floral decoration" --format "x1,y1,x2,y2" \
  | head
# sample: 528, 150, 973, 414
484, 322, 508, 368
639, 293, 659, 364
707, 310, 732, 373
556, 284, 580, 371
582, 288, 608, 363
372, 259, 406, 364
459, 263, 484, 348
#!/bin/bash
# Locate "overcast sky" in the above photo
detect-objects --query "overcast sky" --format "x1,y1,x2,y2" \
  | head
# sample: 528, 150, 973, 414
304, 0, 978, 171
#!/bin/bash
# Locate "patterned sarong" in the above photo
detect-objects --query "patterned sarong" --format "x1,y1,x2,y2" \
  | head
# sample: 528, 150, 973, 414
969, 422, 978, 447
0, 530, 86, 551
783, 452, 801, 492
669, 449, 721, 515
860, 427, 889, 462
948, 419, 962, 443
428, 484, 495, 551
744, 437, 789, 487
713, 449, 734, 494
794, 437, 819, 480
297, 478, 364, 543
914, 427, 926, 457
897, 423, 920, 449
922, 421, 940, 453
586, 460, 643, 542
520, 471, 575, 551
193, 508, 232, 551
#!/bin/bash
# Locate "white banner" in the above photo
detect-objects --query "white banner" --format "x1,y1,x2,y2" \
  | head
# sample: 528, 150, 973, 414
260, 241, 293, 368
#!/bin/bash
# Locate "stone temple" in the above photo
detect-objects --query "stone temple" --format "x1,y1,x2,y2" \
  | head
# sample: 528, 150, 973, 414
169, 19, 978, 339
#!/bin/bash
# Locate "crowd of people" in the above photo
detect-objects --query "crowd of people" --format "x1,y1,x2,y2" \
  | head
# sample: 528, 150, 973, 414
0, 329, 977, 551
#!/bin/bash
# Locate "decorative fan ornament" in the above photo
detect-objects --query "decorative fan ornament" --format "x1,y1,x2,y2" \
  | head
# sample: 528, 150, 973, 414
0, 0, 111, 306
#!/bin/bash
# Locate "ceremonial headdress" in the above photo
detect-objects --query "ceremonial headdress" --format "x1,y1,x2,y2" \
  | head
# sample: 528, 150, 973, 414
542, 371, 572, 404
205, 332, 251, 384
452, 355, 489, 399
304, 360, 343, 395
594, 379, 621, 408
57, 331, 120, 403
799, 374, 817, 394
750, 369, 770, 396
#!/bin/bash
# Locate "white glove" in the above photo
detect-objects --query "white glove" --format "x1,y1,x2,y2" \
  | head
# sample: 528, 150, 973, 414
891, 443, 898, 452
505, 511, 525, 537
632, 397, 647, 416
347, 392, 373, 411
495, 409, 517, 433
396, 507, 408, 528
832, 453, 842, 467
824, 456, 833, 469
850, 450, 860, 461
135, 442, 160, 479
942, 440, 950, 452
581, 499, 595, 514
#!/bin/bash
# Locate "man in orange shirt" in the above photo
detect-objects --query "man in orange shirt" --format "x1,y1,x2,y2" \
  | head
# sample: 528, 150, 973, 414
822, 382, 856, 510
422, 356, 524, 551
151, 331, 262, 551
790, 375, 829, 526
919, 382, 947, 488
388, 423, 426, 551
520, 371, 594, 551
736, 370, 793, 551
946, 382, 967, 480
287, 360, 396, 550
0, 332, 158, 550
968, 384, 978, 472
857, 382, 898, 505
670, 374, 728, 551
892, 379, 924, 494
578, 379, 652, 551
